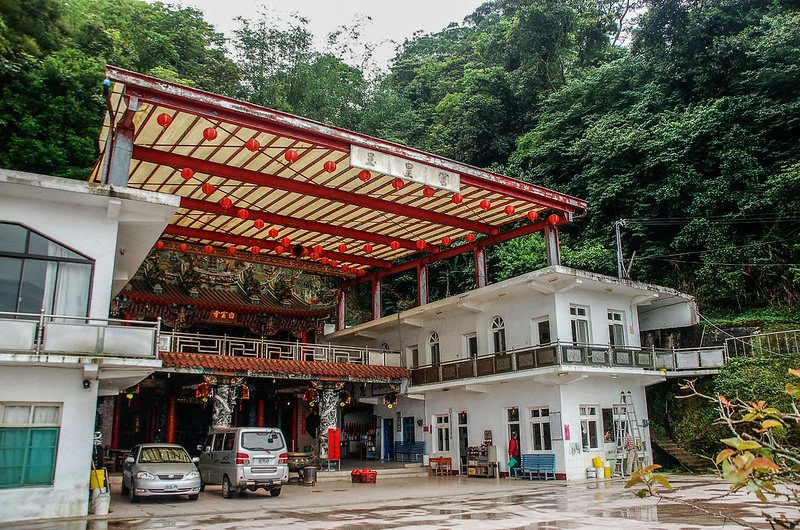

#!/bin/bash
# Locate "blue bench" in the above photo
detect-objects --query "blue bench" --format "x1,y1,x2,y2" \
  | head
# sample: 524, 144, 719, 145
513, 453, 556, 480
394, 441, 424, 462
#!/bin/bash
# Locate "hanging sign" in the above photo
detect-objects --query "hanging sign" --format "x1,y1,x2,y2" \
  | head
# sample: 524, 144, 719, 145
351, 145, 460, 193
208, 310, 237, 323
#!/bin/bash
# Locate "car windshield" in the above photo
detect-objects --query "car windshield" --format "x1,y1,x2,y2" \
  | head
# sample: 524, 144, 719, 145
241, 431, 284, 451
138, 447, 191, 464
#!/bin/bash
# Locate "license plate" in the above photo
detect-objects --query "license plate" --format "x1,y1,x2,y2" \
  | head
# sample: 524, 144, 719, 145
163, 484, 178, 491
256, 458, 270, 465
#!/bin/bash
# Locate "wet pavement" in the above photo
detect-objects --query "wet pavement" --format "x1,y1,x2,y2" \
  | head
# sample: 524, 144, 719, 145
4, 474, 797, 529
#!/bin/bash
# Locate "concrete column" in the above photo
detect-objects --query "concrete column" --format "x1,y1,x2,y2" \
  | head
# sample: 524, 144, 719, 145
106, 96, 139, 187
372, 278, 382, 320
317, 383, 340, 460
418, 265, 429, 305
212, 385, 236, 428
474, 248, 488, 288
337, 289, 346, 331
545, 224, 561, 266
165, 396, 177, 443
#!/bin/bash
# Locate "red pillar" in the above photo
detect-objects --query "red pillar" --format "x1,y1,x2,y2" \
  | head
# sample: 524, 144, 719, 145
256, 399, 266, 427
166, 396, 177, 444
111, 395, 122, 449
300, 329, 308, 344
290, 395, 298, 452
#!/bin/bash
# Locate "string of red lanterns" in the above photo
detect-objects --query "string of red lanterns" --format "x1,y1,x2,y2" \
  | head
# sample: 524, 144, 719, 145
156, 113, 173, 127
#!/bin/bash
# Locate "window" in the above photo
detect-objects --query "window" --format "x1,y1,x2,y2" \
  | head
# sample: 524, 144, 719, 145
409, 346, 419, 368
608, 311, 625, 347
223, 432, 235, 451
570, 306, 590, 344
464, 333, 478, 358
0, 403, 61, 488
0, 223, 93, 318
579, 405, 600, 451
534, 318, 551, 345
506, 406, 520, 448
435, 414, 449, 452
402, 417, 415, 443
428, 332, 440, 365
491, 317, 506, 353
212, 434, 224, 451
529, 408, 552, 451
602, 406, 627, 444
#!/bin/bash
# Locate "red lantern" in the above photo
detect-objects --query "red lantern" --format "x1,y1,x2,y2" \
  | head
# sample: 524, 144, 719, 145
391, 178, 405, 190
219, 197, 232, 209
281, 237, 291, 247
268, 228, 278, 238
323, 160, 337, 173
479, 199, 491, 211
275, 245, 285, 255
504, 205, 515, 215
227, 246, 237, 255
527, 211, 539, 222
203, 245, 213, 254
548, 213, 560, 225
179, 243, 188, 252
284, 149, 299, 163
441, 236, 451, 246
201, 183, 215, 195
390, 241, 400, 251
320, 257, 329, 265
338, 244, 347, 253
465, 233, 476, 243
313, 245, 323, 254
358, 170, 371, 182
310, 252, 319, 260
363, 243, 373, 253
203, 127, 218, 141
245, 138, 260, 152
416, 240, 426, 250
329, 260, 338, 268
253, 219, 265, 229
237, 209, 249, 220
155, 240, 165, 250
156, 113, 173, 127
452, 193, 463, 204
341, 264, 349, 271
251, 246, 261, 254
180, 168, 194, 180
422, 186, 435, 197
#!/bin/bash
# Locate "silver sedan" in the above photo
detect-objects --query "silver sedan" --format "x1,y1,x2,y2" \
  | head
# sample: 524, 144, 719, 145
122, 443, 201, 502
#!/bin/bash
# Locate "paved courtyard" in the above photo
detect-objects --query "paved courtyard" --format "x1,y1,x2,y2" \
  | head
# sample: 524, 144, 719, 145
4, 474, 798, 529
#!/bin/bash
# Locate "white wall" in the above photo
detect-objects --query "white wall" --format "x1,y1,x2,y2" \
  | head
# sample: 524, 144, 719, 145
0, 194, 119, 319
554, 290, 642, 347
0, 366, 98, 521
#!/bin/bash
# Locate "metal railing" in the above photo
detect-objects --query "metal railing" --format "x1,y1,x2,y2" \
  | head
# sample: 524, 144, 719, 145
725, 329, 800, 358
159, 331, 402, 366
410, 342, 727, 386
0, 310, 159, 358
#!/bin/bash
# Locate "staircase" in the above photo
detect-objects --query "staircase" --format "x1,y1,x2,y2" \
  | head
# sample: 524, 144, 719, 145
651, 436, 712, 472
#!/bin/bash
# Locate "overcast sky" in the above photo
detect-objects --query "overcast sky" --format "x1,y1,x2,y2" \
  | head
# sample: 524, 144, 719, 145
159, 0, 486, 67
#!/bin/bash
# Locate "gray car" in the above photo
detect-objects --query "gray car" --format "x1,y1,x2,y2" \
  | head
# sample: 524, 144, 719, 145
121, 443, 202, 502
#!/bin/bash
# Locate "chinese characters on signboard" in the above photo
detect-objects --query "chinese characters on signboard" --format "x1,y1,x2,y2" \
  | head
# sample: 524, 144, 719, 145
209, 310, 236, 323
350, 145, 461, 193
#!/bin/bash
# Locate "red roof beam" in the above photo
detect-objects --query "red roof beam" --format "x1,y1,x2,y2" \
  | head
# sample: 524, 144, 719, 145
163, 225, 391, 269
180, 197, 435, 253
134, 146, 494, 235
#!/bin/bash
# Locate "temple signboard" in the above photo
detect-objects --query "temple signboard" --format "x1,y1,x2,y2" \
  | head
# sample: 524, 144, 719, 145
350, 145, 460, 193
208, 310, 237, 323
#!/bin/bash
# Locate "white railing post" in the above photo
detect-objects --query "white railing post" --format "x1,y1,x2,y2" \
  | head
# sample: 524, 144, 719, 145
35, 309, 46, 354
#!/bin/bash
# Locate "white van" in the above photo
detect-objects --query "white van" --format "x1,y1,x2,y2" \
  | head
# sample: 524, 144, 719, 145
198, 427, 289, 498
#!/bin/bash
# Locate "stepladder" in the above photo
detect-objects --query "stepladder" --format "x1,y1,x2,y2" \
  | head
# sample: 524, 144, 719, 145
613, 391, 647, 477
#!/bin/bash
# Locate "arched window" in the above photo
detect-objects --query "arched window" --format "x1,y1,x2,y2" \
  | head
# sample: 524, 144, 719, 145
0, 222, 93, 318
491, 316, 506, 353
428, 331, 440, 365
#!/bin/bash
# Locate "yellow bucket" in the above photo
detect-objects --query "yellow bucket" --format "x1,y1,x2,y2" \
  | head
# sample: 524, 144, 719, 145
604, 466, 612, 478
591, 456, 603, 469
90, 469, 106, 490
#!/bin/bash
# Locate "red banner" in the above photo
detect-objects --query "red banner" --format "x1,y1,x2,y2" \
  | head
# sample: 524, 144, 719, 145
328, 428, 341, 460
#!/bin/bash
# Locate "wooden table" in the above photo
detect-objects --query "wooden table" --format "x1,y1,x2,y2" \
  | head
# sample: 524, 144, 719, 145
428, 456, 452, 476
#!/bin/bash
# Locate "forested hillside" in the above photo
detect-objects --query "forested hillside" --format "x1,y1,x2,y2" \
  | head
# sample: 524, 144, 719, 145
1, 0, 797, 317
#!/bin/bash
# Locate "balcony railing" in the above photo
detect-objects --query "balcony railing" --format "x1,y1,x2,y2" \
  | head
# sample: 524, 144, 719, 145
0, 311, 159, 358
159, 331, 402, 366
410, 342, 726, 386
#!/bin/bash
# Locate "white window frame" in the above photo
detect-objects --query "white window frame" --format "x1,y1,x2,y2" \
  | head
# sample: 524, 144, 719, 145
532, 316, 552, 345
529, 407, 552, 451
607, 310, 626, 347
506, 406, 520, 451
0, 402, 62, 488
434, 414, 450, 452
428, 332, 440, 365
570, 305, 591, 344
491, 316, 506, 353
463, 332, 478, 358
579, 404, 600, 451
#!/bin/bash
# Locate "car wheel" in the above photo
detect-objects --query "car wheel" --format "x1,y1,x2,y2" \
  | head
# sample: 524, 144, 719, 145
221, 476, 233, 499
129, 480, 139, 503
247, 486, 257, 492
188, 494, 199, 501
270, 487, 281, 497
199, 481, 205, 492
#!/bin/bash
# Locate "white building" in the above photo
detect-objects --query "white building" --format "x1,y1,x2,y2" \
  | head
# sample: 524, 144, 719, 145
327, 266, 697, 479
0, 170, 178, 521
